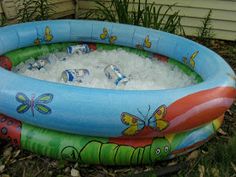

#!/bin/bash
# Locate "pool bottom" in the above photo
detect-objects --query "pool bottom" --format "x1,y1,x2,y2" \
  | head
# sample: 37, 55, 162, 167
1, 42, 203, 85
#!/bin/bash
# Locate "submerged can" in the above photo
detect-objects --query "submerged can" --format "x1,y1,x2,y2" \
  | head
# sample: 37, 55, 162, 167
61, 69, 90, 83
104, 64, 128, 86
28, 59, 49, 70
67, 44, 90, 54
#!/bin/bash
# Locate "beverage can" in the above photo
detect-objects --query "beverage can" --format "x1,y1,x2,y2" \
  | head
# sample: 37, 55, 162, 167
54, 52, 68, 61
104, 64, 128, 86
67, 44, 90, 55
61, 69, 90, 83
28, 59, 49, 70
12, 62, 27, 73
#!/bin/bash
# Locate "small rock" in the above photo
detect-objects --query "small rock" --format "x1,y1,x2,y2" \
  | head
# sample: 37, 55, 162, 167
198, 164, 205, 177
167, 161, 178, 166
13, 150, 21, 158
74, 162, 79, 169
226, 109, 233, 116
1, 174, 10, 177
217, 128, 227, 135
9, 159, 16, 164
50, 161, 58, 168
231, 162, 236, 173
114, 168, 131, 173
186, 150, 200, 161
201, 149, 208, 154
71, 168, 81, 177
211, 167, 220, 177
0, 165, 5, 173
3, 147, 13, 159
144, 166, 153, 172
64, 167, 70, 173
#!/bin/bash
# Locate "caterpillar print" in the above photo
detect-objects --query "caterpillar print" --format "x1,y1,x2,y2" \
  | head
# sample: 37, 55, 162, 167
78, 139, 170, 165
14, 116, 223, 165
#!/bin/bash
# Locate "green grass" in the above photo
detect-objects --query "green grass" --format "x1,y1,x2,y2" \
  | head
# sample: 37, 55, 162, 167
175, 134, 236, 177
121, 133, 236, 177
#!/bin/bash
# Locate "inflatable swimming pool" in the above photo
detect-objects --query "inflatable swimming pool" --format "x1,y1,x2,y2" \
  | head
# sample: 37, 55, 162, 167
0, 20, 235, 140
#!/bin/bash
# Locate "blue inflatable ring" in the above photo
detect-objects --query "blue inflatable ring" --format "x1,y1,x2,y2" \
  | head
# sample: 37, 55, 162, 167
0, 20, 235, 138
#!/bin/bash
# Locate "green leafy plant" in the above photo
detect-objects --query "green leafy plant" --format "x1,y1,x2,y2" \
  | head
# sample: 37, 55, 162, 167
0, 14, 7, 27
130, 0, 144, 26
197, 9, 214, 45
17, 0, 55, 22
94, 0, 133, 24
143, 3, 184, 34
87, 0, 184, 35
142, 0, 154, 28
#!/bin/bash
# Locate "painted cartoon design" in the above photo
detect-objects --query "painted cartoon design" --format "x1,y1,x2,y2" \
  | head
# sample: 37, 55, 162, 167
136, 35, 152, 49
78, 137, 171, 165
183, 56, 187, 65
16, 92, 53, 117
61, 146, 79, 161
0, 56, 12, 70
183, 51, 199, 69
44, 26, 53, 42
0, 115, 21, 146
163, 87, 235, 134
152, 53, 168, 63
121, 105, 169, 136
34, 38, 41, 45
100, 27, 117, 44
2, 114, 222, 165
34, 26, 53, 45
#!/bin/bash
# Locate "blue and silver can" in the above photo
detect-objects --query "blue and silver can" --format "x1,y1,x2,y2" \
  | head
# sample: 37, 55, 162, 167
61, 69, 90, 83
28, 59, 49, 70
67, 44, 90, 54
104, 64, 128, 86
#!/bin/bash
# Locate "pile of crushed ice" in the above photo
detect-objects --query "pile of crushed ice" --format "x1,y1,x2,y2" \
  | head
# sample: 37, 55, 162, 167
14, 48, 197, 90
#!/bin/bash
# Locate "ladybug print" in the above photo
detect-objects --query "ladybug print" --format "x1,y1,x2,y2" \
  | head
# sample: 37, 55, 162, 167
0, 56, 12, 70
0, 114, 21, 146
